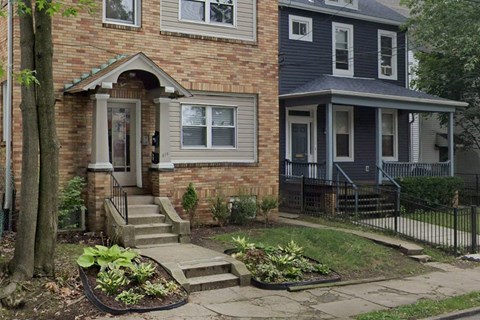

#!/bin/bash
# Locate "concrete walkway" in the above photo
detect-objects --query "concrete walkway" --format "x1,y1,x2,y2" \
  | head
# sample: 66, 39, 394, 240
96, 219, 480, 320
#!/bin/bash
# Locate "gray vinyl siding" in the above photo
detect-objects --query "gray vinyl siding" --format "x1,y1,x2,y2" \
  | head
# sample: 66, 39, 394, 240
279, 8, 406, 94
160, 0, 256, 42
170, 93, 257, 163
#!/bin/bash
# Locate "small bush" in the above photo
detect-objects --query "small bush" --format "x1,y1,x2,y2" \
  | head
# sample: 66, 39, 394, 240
397, 176, 464, 207
130, 263, 156, 284
59, 176, 86, 229
95, 268, 130, 296
210, 192, 230, 227
258, 195, 278, 225
230, 193, 257, 225
182, 183, 199, 224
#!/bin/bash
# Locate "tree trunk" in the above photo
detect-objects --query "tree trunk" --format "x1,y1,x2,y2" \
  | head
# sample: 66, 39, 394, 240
34, 5, 59, 277
10, 0, 39, 281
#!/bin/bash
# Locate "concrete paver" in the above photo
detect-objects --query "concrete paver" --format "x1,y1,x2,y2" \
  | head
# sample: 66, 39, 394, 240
312, 297, 386, 318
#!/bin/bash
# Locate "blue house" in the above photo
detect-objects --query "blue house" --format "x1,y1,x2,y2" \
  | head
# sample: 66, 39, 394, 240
278, 0, 467, 187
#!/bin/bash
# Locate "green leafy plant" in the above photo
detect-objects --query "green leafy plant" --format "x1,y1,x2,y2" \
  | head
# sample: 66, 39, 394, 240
258, 195, 278, 225
230, 193, 257, 225
58, 176, 86, 229
232, 236, 256, 253
130, 263, 156, 284
115, 289, 144, 305
76, 245, 138, 271
278, 240, 304, 257
182, 183, 199, 224
397, 176, 464, 207
210, 192, 230, 227
95, 268, 130, 296
142, 281, 169, 297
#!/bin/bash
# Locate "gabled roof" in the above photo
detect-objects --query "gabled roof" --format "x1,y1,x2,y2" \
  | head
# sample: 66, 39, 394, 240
280, 75, 467, 112
279, 0, 408, 26
64, 52, 192, 97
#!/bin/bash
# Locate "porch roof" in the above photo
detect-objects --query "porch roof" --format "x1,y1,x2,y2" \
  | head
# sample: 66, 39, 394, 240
279, 75, 467, 112
63, 52, 192, 97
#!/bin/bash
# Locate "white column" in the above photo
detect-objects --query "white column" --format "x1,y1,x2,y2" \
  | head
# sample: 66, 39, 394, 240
326, 103, 333, 181
376, 108, 383, 184
448, 112, 455, 177
152, 98, 174, 170
88, 94, 113, 170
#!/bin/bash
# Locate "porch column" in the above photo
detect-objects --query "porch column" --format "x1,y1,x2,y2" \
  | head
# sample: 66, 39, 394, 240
88, 94, 113, 170
448, 112, 455, 176
152, 98, 174, 170
326, 103, 333, 181
376, 108, 383, 184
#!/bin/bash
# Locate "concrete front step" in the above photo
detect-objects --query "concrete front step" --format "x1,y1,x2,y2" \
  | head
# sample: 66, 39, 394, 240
188, 273, 239, 292
135, 233, 179, 246
127, 195, 155, 205
128, 204, 160, 215
128, 213, 166, 225
180, 260, 231, 278
134, 223, 172, 235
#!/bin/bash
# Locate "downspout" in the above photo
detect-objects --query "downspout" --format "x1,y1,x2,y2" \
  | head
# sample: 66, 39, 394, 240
5, 0, 13, 229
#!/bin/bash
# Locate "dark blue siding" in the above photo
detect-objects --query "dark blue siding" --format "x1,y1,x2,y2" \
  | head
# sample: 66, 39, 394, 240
279, 7, 407, 95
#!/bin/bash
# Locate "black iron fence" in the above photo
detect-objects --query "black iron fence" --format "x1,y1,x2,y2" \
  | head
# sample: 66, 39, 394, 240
110, 173, 129, 224
280, 174, 480, 255
457, 173, 480, 206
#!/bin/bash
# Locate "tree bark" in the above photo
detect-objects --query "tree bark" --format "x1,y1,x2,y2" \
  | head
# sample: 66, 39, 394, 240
34, 5, 59, 277
10, 0, 39, 281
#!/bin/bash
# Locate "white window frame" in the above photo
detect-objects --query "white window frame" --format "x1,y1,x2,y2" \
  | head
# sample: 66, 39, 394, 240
179, 0, 237, 28
378, 30, 398, 80
381, 109, 398, 161
333, 106, 354, 162
325, 0, 358, 10
181, 104, 237, 149
288, 15, 313, 42
285, 106, 317, 163
103, 0, 141, 27
332, 22, 354, 77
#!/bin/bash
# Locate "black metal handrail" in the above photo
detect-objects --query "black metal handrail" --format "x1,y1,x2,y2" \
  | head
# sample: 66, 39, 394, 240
110, 173, 128, 224
334, 164, 358, 215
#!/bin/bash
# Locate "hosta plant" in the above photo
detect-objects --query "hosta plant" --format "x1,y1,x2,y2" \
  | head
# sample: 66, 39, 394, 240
116, 289, 145, 305
130, 263, 156, 284
142, 281, 169, 297
77, 244, 139, 271
95, 268, 130, 296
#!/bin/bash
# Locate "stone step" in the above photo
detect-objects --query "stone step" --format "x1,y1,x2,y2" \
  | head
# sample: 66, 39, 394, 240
123, 187, 150, 195
135, 233, 178, 246
128, 204, 161, 215
134, 223, 172, 235
188, 273, 239, 292
180, 260, 231, 278
127, 195, 155, 205
128, 213, 166, 225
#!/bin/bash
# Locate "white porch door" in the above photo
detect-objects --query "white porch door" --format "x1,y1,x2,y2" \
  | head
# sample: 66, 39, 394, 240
108, 102, 138, 186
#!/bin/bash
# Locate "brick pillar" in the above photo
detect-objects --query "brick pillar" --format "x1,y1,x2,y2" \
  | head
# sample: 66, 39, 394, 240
87, 171, 111, 231
324, 189, 337, 215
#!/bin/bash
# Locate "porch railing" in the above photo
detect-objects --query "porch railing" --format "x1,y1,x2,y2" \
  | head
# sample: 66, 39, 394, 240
284, 160, 326, 180
110, 173, 129, 224
335, 164, 358, 215
383, 161, 451, 179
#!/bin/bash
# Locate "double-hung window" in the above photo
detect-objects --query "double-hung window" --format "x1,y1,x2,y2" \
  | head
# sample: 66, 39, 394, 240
288, 15, 313, 42
180, 0, 235, 26
334, 106, 354, 161
378, 30, 397, 80
104, 0, 141, 27
382, 110, 398, 160
332, 22, 354, 76
182, 105, 236, 148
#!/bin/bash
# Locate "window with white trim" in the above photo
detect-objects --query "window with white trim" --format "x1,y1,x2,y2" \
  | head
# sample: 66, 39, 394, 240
182, 105, 236, 148
332, 22, 354, 77
104, 0, 141, 27
288, 15, 313, 42
382, 109, 398, 160
180, 0, 235, 26
334, 106, 354, 161
378, 30, 397, 80
325, 0, 358, 10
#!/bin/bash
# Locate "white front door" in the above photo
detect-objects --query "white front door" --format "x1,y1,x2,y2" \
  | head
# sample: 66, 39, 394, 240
108, 102, 138, 186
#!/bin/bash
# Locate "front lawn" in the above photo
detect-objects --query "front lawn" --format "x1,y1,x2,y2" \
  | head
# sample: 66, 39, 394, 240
214, 226, 435, 280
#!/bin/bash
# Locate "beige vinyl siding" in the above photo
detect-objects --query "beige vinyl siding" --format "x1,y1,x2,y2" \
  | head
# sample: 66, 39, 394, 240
160, 0, 256, 42
170, 93, 257, 163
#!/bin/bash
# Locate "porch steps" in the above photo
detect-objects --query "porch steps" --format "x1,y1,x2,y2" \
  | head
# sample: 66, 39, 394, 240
179, 260, 240, 292
135, 233, 179, 246
338, 193, 396, 216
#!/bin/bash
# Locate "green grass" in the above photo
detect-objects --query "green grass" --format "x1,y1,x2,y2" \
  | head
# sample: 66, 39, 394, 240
405, 209, 480, 233
215, 226, 434, 280
356, 291, 480, 320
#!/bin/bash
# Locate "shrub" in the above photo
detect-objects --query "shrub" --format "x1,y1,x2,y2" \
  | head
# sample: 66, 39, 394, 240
130, 263, 156, 284
210, 191, 230, 227
397, 176, 464, 207
258, 195, 278, 225
230, 193, 257, 225
77, 244, 139, 271
116, 289, 144, 305
182, 183, 199, 224
58, 176, 86, 229
95, 268, 130, 296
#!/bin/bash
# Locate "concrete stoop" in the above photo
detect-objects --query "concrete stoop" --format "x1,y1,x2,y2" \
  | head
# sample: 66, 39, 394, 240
180, 260, 240, 292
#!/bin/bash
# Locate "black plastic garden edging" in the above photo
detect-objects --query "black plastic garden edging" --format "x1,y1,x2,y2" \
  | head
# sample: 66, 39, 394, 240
225, 248, 342, 290
78, 266, 188, 315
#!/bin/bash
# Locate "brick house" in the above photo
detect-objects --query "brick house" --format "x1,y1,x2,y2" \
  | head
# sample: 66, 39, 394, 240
0, 0, 279, 231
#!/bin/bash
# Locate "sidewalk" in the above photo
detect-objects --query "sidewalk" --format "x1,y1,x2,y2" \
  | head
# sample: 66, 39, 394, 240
98, 219, 480, 320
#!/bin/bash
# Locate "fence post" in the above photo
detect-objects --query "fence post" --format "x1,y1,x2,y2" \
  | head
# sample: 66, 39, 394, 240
471, 206, 478, 253
300, 175, 305, 214
454, 207, 458, 256
394, 189, 400, 233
